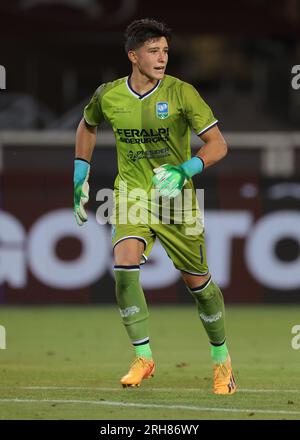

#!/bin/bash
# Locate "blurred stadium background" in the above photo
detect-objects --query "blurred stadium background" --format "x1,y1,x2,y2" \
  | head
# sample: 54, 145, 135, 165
1, 0, 300, 306
1, 0, 300, 422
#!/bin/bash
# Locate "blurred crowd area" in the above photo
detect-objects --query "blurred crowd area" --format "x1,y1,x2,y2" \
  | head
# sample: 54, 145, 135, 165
1, 1, 300, 304
0, 0, 300, 130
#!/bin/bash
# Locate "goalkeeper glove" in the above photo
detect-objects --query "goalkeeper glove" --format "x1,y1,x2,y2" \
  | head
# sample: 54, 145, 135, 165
152, 157, 204, 199
74, 158, 90, 226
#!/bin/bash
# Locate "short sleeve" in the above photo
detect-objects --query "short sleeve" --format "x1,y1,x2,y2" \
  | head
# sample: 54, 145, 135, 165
83, 84, 105, 127
182, 83, 218, 135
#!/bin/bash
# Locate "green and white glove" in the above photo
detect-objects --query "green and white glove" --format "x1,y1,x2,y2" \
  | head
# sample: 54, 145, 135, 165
74, 158, 90, 226
152, 157, 204, 199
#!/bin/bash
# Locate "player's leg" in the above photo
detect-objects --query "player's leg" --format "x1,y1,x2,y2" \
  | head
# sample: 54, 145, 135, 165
114, 238, 155, 387
181, 271, 227, 352
181, 270, 236, 395
114, 238, 151, 357
181, 272, 229, 361
154, 220, 236, 394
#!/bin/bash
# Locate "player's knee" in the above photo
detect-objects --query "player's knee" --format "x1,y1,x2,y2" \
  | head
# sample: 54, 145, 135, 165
114, 246, 141, 265
114, 240, 144, 266
114, 256, 141, 266
187, 278, 221, 302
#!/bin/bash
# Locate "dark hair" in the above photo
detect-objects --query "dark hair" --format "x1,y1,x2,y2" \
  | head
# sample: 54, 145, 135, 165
124, 18, 172, 53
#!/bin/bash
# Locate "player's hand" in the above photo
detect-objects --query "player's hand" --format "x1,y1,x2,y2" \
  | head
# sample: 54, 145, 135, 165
152, 163, 188, 199
74, 159, 90, 226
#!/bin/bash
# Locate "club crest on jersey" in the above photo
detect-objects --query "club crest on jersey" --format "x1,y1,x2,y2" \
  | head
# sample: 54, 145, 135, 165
156, 102, 169, 119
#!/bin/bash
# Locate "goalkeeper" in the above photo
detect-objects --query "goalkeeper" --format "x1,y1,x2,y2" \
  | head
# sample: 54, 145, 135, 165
74, 18, 236, 395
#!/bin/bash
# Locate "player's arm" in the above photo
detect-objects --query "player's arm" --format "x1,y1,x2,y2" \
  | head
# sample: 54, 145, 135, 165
195, 124, 227, 168
76, 118, 97, 162
74, 84, 104, 225
152, 126, 227, 199
73, 118, 97, 226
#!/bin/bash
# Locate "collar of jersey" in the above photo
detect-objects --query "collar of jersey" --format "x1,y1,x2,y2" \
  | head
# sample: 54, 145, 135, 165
126, 76, 161, 100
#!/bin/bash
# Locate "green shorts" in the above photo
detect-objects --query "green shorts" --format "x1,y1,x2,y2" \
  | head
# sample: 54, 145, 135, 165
111, 211, 209, 276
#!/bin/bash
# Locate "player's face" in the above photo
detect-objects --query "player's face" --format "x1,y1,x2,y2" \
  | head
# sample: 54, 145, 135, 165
132, 37, 169, 81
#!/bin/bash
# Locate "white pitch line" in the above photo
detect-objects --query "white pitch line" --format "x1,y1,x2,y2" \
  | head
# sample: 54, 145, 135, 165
239, 389, 300, 393
1, 386, 300, 394
0, 398, 299, 416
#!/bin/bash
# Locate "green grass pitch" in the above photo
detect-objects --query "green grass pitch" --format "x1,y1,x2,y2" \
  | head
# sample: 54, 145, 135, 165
0, 305, 300, 420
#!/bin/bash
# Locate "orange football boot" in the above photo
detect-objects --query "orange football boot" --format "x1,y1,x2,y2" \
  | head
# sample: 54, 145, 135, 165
121, 357, 155, 388
213, 355, 237, 395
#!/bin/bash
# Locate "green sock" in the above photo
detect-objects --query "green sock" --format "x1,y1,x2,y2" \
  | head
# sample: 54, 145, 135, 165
135, 342, 152, 360
114, 266, 150, 344
188, 277, 226, 345
210, 341, 228, 364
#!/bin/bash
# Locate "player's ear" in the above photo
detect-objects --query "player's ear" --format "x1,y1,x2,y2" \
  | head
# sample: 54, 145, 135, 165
128, 50, 137, 64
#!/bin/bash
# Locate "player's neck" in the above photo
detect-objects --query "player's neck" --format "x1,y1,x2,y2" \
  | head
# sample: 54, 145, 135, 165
129, 73, 159, 96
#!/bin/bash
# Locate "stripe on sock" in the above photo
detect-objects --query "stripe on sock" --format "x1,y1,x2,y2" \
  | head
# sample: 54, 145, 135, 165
132, 337, 150, 346
114, 265, 140, 271
189, 276, 212, 292
210, 339, 226, 347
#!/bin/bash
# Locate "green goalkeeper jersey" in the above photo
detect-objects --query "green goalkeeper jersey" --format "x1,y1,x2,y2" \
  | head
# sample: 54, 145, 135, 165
84, 74, 217, 197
